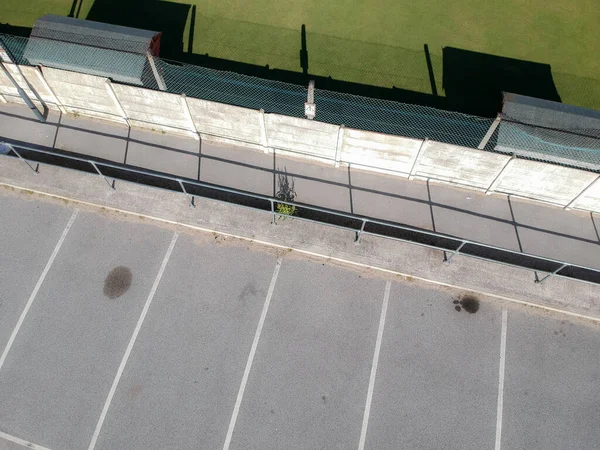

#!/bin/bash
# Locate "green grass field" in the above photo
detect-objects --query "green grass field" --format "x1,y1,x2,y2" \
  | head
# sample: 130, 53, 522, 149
1, 0, 599, 112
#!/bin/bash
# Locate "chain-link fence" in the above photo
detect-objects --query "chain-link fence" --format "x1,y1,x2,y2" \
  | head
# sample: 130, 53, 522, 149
1, 32, 599, 170
491, 118, 600, 171
0, 32, 494, 148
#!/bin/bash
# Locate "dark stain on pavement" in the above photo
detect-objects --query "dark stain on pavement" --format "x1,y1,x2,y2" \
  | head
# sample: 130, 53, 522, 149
453, 295, 480, 314
104, 266, 132, 299
238, 282, 258, 303
461, 295, 480, 313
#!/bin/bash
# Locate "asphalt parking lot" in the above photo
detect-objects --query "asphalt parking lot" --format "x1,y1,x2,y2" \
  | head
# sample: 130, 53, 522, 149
0, 188, 599, 450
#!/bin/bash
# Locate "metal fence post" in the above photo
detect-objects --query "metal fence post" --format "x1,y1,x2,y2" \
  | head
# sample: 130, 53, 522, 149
35, 65, 67, 114
90, 161, 115, 189
259, 109, 270, 153
146, 51, 167, 91
535, 263, 568, 284
270, 199, 277, 224
478, 116, 501, 149
105, 79, 130, 127
177, 179, 195, 207
6, 144, 39, 173
304, 80, 316, 120
334, 125, 345, 168
409, 139, 428, 180
444, 241, 466, 263
355, 219, 367, 244
180, 94, 200, 140
0, 91, 7, 103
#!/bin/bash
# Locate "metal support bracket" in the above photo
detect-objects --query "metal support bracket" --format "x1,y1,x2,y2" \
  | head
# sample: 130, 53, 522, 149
177, 179, 195, 207
270, 199, 277, 225
6, 144, 39, 173
535, 263, 568, 284
355, 219, 367, 244
445, 241, 466, 263
90, 161, 115, 189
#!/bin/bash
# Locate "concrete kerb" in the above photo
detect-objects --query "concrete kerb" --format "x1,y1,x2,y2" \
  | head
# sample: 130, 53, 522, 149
0, 156, 598, 323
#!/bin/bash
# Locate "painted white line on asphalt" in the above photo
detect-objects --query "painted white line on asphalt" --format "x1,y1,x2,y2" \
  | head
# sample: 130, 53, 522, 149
222, 258, 282, 450
358, 280, 391, 450
0, 430, 52, 450
495, 308, 508, 450
87, 232, 179, 450
0, 209, 78, 374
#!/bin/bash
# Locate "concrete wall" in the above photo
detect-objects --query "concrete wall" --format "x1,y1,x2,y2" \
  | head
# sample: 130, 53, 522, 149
492, 159, 599, 206
110, 84, 196, 138
42, 67, 123, 122
339, 128, 421, 175
413, 141, 512, 190
4, 63, 600, 213
0, 64, 55, 111
186, 97, 263, 148
569, 176, 600, 211
264, 114, 339, 160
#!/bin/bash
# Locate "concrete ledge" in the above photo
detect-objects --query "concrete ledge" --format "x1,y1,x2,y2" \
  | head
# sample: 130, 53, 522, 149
1, 155, 598, 322
415, 141, 511, 189
187, 97, 263, 146
340, 128, 420, 175
264, 114, 339, 159
494, 159, 598, 206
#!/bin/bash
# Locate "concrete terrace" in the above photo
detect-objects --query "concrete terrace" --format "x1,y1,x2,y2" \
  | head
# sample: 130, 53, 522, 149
1, 102, 599, 274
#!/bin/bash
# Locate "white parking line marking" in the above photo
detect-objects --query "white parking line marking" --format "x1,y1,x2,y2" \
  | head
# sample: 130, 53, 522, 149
87, 232, 179, 450
358, 280, 391, 450
0, 209, 79, 374
222, 258, 282, 450
0, 430, 52, 450
495, 308, 508, 450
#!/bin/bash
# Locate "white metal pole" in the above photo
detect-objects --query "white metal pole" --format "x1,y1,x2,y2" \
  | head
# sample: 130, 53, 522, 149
478, 116, 501, 150
334, 125, 345, 167
36, 66, 67, 114
409, 138, 429, 179
180, 94, 200, 140
105, 79, 130, 127
259, 108, 270, 153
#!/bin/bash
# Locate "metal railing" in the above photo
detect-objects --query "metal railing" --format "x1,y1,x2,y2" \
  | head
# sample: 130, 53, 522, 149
2, 141, 600, 286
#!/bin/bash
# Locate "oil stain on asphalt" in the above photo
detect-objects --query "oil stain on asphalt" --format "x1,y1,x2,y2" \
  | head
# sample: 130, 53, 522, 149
453, 294, 480, 314
104, 266, 132, 299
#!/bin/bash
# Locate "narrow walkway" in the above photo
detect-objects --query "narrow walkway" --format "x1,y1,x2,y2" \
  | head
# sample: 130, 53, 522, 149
1, 103, 599, 270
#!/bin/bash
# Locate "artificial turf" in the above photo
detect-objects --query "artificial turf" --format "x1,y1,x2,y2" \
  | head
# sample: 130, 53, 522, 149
1, 0, 599, 113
